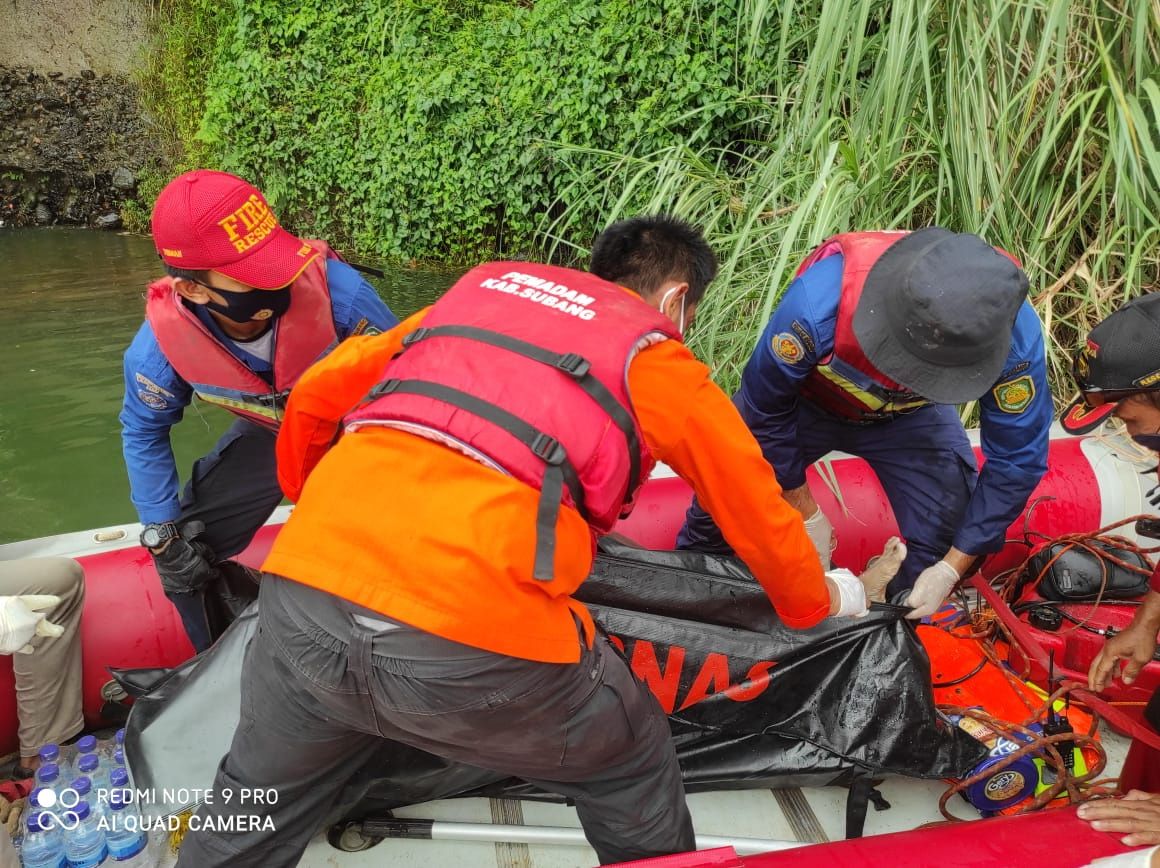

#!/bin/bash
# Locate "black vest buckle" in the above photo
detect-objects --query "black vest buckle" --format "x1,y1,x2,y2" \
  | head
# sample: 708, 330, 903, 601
530, 432, 566, 465
401, 327, 432, 348
369, 379, 401, 399
555, 352, 591, 378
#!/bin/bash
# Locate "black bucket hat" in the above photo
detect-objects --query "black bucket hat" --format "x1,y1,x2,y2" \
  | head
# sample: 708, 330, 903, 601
1061, 293, 1160, 435
852, 227, 1030, 405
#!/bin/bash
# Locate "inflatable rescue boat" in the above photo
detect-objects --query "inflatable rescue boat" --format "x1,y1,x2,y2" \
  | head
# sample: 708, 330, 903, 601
2, 426, 1157, 867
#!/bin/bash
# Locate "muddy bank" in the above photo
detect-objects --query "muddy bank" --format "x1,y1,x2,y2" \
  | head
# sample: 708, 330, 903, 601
0, 65, 154, 228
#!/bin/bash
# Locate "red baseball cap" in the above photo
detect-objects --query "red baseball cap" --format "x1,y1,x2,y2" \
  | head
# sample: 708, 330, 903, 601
151, 170, 318, 289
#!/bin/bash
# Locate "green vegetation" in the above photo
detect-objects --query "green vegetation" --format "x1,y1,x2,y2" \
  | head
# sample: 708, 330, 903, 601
135, 0, 778, 262
139, 0, 1159, 400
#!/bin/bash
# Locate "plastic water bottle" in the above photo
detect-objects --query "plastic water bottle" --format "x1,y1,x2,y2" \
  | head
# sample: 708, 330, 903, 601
74, 736, 98, 770
21, 811, 66, 868
61, 801, 107, 868
30, 787, 62, 827
75, 754, 104, 795
103, 792, 149, 865
102, 730, 126, 763
34, 763, 61, 795
38, 744, 70, 780
107, 768, 129, 799
70, 777, 104, 822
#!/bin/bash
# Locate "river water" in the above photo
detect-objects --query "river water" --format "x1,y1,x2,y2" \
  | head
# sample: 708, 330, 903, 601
0, 228, 451, 543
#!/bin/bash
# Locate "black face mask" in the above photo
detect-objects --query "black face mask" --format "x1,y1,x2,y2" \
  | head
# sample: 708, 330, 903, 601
204, 285, 292, 324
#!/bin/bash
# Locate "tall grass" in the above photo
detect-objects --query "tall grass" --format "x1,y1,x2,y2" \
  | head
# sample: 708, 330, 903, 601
544, 0, 1160, 406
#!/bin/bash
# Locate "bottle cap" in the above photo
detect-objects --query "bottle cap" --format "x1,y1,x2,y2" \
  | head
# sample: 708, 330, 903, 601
38, 743, 60, 762
37, 763, 59, 783
68, 801, 91, 822
27, 812, 50, 834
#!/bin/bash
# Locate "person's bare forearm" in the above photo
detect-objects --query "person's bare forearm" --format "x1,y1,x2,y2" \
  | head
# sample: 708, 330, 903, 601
782, 483, 819, 518
1128, 591, 1160, 636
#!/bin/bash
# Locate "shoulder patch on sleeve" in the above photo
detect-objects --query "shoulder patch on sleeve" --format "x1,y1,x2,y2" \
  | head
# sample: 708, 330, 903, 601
998, 360, 1030, 380
992, 374, 1035, 414
790, 320, 815, 355
772, 332, 806, 364
350, 317, 383, 337
135, 372, 175, 399
137, 390, 171, 411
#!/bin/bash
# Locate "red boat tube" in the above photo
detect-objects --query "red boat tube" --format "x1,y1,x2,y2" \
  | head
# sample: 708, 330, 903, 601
613, 806, 1134, 867
0, 430, 1150, 757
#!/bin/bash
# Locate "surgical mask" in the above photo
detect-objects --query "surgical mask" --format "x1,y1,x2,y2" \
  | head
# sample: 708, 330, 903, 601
1132, 433, 1160, 453
658, 287, 687, 335
204, 285, 291, 324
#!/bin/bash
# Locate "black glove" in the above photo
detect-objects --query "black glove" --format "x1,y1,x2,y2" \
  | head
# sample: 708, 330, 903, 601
151, 521, 223, 596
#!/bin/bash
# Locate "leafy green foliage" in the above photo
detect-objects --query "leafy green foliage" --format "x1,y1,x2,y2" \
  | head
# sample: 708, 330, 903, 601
548, 0, 1160, 404
142, 0, 1159, 405
144, 0, 775, 262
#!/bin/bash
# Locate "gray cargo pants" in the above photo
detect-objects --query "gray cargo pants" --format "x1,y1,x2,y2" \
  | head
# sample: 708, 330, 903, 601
177, 575, 695, 867
167, 418, 283, 652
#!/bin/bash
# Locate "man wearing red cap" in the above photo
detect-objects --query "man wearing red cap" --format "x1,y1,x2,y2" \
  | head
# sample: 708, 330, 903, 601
1065, 295, 1160, 861
120, 170, 397, 651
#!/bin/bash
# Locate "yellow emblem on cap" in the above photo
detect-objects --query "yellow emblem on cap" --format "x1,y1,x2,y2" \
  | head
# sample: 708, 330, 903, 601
1135, 369, 1160, 388
993, 375, 1035, 414
1076, 352, 1091, 381
772, 332, 805, 363
162, 248, 183, 258
217, 194, 278, 254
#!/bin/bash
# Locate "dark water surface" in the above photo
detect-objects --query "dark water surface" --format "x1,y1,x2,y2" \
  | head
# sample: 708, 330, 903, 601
0, 228, 452, 543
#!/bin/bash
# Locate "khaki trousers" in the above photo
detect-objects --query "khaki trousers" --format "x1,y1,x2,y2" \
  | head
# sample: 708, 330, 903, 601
0, 558, 85, 757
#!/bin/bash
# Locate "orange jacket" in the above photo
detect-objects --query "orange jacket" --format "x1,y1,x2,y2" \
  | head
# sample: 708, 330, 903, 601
264, 307, 830, 663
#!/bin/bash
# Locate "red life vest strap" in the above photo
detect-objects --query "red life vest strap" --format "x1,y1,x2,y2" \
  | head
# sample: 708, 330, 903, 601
366, 376, 586, 581
401, 324, 643, 495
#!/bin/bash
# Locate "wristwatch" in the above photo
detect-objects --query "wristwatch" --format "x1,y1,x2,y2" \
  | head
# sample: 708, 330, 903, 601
140, 522, 180, 551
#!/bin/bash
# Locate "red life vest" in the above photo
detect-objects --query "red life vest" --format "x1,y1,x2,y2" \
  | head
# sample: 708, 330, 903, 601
145, 239, 339, 430
797, 232, 931, 423
345, 261, 680, 581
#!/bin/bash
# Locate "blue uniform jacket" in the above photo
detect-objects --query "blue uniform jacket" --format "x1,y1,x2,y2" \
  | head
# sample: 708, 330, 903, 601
737, 254, 1051, 556
120, 260, 399, 525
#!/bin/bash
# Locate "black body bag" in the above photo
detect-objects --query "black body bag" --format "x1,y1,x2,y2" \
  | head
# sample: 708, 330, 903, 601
118, 540, 985, 836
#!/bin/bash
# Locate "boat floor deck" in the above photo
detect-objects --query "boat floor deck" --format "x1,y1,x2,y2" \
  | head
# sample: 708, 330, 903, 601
151, 731, 1131, 867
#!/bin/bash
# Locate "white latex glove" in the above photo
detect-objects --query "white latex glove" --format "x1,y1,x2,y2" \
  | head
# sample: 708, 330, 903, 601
0, 595, 65, 654
904, 561, 960, 620
1084, 846, 1160, 867
827, 568, 868, 618
803, 508, 834, 570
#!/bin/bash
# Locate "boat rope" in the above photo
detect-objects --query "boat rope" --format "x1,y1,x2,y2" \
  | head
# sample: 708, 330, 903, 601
929, 507, 1160, 819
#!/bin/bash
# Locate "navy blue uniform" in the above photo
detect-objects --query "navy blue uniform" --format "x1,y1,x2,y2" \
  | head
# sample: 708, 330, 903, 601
119, 260, 397, 650
120, 259, 397, 529
679, 254, 1051, 594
